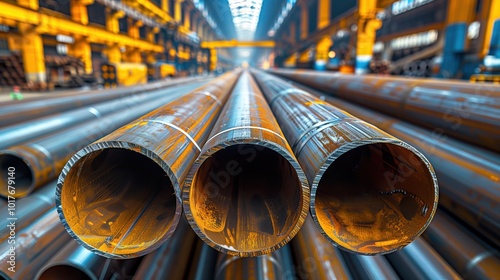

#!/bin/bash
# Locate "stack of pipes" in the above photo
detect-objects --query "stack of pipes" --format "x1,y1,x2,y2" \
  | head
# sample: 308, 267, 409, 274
0, 69, 498, 279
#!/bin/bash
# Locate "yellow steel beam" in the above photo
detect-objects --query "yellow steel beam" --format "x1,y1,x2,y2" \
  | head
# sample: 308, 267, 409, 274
356, 0, 382, 73
17, 0, 38, 10
174, 0, 183, 22
106, 9, 125, 34
200, 40, 275, 48
68, 36, 92, 73
446, 0, 476, 24
300, 1, 308, 40
318, 0, 330, 29
70, 0, 93, 25
123, 0, 174, 23
19, 23, 46, 83
0, 2, 163, 53
183, 5, 192, 31
104, 44, 121, 63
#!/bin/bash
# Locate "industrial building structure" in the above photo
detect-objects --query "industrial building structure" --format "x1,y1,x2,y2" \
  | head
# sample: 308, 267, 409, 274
0, 0, 499, 279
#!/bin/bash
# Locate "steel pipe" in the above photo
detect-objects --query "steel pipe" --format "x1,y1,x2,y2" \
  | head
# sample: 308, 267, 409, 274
0, 81, 210, 150
316, 93, 500, 246
36, 240, 141, 280
0, 181, 56, 243
269, 69, 500, 151
214, 245, 295, 280
342, 254, 399, 280
0, 82, 206, 198
182, 72, 309, 257
386, 238, 462, 280
133, 219, 197, 280
187, 241, 219, 280
56, 72, 239, 258
290, 216, 353, 279
252, 70, 438, 255
0, 209, 71, 280
422, 211, 500, 279
0, 76, 205, 127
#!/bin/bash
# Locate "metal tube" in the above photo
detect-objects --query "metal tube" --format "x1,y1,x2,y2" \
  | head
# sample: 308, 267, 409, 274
290, 216, 353, 280
316, 93, 500, 247
422, 211, 500, 280
386, 238, 462, 280
182, 72, 309, 257
0, 76, 205, 127
252, 70, 438, 255
0, 209, 71, 280
342, 253, 399, 280
36, 240, 141, 280
0, 82, 206, 198
0, 81, 210, 150
0, 181, 56, 243
56, 72, 239, 258
133, 219, 197, 280
214, 245, 295, 280
187, 241, 219, 280
269, 69, 500, 152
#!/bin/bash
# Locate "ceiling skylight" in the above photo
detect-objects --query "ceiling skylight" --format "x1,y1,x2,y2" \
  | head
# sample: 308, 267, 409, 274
228, 0, 263, 39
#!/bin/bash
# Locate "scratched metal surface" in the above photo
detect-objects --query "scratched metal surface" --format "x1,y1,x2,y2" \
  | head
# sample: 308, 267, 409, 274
182, 71, 309, 257
56, 72, 239, 259
252, 70, 438, 255
269, 69, 500, 152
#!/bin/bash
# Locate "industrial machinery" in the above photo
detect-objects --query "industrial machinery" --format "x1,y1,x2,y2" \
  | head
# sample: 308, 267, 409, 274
148, 62, 177, 81
100, 62, 148, 88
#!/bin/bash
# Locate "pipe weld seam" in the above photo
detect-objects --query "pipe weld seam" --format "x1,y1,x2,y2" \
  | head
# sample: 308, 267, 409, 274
145, 119, 202, 151
465, 251, 497, 276
87, 107, 102, 119
291, 118, 357, 152
206, 126, 288, 145
268, 88, 308, 107
193, 91, 222, 106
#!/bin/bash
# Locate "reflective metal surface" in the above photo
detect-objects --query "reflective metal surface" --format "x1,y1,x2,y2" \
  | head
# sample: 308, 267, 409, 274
56, 72, 239, 258
187, 241, 219, 280
252, 70, 438, 255
0, 209, 71, 280
269, 69, 500, 152
319, 94, 500, 247
36, 240, 141, 280
423, 211, 500, 280
133, 219, 197, 280
343, 254, 399, 280
386, 238, 461, 280
291, 216, 353, 280
0, 76, 205, 127
183, 72, 309, 257
0, 82, 206, 198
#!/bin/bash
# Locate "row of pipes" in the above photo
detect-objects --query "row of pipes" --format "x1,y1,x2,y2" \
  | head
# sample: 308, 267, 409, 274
0, 69, 498, 279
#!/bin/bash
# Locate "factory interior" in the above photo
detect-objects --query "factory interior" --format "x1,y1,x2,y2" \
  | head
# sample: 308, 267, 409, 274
0, 0, 499, 279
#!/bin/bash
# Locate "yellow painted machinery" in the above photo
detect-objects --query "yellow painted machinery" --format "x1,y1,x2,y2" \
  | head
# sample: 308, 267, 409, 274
148, 62, 177, 81
101, 63, 148, 88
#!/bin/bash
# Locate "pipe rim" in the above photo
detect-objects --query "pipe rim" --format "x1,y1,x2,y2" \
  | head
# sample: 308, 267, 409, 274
56, 140, 183, 259
36, 262, 97, 280
182, 138, 310, 257
310, 137, 439, 255
0, 150, 35, 198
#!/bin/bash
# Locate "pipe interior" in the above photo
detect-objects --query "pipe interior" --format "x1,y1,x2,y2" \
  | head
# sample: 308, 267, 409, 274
61, 148, 177, 257
39, 265, 92, 280
189, 144, 303, 254
0, 154, 33, 197
315, 143, 436, 254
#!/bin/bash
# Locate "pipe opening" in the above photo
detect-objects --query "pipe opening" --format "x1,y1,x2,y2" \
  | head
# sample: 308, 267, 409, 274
314, 143, 436, 254
0, 153, 33, 197
39, 265, 92, 280
189, 144, 303, 255
60, 148, 178, 257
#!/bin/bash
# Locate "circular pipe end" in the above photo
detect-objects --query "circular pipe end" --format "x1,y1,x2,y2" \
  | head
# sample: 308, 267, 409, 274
56, 141, 182, 259
38, 264, 94, 280
0, 152, 35, 198
183, 142, 309, 257
310, 140, 438, 255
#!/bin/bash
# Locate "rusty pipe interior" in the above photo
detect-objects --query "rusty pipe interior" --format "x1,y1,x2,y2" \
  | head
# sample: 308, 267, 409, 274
188, 143, 304, 256
59, 146, 178, 259
0, 153, 34, 197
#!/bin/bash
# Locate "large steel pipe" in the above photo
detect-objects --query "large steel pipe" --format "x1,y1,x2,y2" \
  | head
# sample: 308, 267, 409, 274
133, 220, 197, 280
386, 237, 462, 280
0, 76, 205, 127
252, 70, 438, 255
187, 241, 219, 280
0, 82, 205, 198
0, 82, 210, 150
422, 211, 500, 279
269, 69, 500, 151
0, 181, 56, 243
37, 241, 141, 280
182, 72, 309, 257
0, 209, 71, 280
56, 72, 239, 258
291, 216, 353, 279
318, 94, 500, 246
342, 254, 399, 280
214, 245, 295, 280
